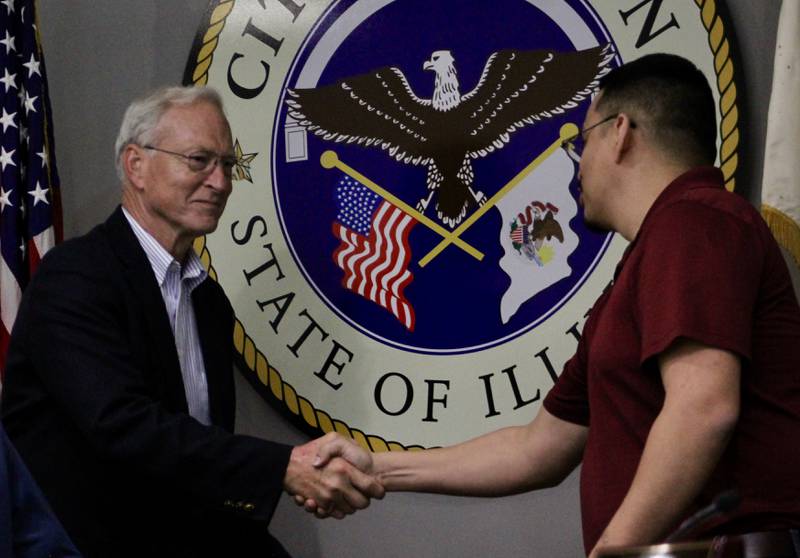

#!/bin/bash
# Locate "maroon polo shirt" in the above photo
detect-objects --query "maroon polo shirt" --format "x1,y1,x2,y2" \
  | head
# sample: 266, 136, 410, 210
545, 167, 800, 552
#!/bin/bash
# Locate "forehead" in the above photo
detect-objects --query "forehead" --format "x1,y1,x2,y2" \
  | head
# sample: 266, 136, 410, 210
155, 100, 231, 148
583, 92, 603, 125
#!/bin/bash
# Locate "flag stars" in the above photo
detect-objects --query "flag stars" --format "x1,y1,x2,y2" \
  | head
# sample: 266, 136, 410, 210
28, 181, 49, 206
37, 148, 48, 167
0, 108, 16, 132
0, 146, 15, 170
336, 176, 380, 234
0, 187, 12, 211
0, 30, 15, 54
2, 0, 14, 14
0, 69, 16, 92
23, 53, 40, 78
23, 90, 37, 115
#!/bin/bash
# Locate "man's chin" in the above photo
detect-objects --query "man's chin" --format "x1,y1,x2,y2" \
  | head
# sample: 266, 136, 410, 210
194, 206, 225, 225
189, 216, 222, 237
584, 221, 610, 234
581, 212, 611, 234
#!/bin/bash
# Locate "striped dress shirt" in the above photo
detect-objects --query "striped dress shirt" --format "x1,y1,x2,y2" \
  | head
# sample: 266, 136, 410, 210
122, 208, 211, 425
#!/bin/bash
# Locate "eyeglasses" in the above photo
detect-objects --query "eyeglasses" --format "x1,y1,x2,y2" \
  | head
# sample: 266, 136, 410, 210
561, 114, 636, 156
143, 145, 238, 177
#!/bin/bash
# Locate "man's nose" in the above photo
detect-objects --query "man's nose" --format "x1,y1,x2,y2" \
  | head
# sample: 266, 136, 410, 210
205, 159, 232, 192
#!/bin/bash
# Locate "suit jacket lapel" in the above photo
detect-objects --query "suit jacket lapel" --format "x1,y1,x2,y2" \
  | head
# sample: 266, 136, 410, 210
193, 282, 235, 430
101, 207, 189, 413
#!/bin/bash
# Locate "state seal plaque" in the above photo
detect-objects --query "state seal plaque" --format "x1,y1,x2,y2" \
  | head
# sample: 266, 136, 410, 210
184, 0, 741, 450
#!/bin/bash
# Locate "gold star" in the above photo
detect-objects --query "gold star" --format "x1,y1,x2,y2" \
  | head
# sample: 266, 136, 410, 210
232, 139, 257, 182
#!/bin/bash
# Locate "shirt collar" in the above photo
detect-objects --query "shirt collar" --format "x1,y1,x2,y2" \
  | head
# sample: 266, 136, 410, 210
613, 166, 724, 278
634, 166, 724, 242
121, 207, 207, 288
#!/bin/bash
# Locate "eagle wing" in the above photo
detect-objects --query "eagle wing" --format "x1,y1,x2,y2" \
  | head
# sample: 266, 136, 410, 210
457, 45, 615, 158
286, 67, 437, 165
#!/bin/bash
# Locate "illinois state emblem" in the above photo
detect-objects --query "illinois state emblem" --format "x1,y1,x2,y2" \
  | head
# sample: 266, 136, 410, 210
186, 0, 741, 449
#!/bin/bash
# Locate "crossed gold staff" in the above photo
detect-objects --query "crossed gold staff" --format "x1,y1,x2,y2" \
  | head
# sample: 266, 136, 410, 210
320, 149, 484, 262
320, 122, 579, 268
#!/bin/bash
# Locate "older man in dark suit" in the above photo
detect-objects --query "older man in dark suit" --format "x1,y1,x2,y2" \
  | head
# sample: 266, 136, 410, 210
1, 86, 382, 557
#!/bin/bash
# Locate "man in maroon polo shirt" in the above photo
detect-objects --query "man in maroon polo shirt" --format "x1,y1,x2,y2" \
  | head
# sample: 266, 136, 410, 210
311, 54, 800, 557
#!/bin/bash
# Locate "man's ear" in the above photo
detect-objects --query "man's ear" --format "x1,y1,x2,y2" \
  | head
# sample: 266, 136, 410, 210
612, 113, 635, 163
122, 144, 146, 190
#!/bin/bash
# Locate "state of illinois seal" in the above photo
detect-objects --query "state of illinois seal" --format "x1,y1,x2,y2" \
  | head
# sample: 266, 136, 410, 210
185, 0, 741, 449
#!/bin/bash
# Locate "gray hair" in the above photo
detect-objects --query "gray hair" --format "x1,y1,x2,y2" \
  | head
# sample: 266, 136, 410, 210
114, 86, 226, 182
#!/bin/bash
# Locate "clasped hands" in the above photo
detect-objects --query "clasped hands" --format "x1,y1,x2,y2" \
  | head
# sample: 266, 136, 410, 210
283, 432, 381, 519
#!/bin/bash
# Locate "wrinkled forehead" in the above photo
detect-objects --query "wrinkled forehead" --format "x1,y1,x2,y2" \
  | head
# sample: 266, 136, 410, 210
156, 100, 232, 147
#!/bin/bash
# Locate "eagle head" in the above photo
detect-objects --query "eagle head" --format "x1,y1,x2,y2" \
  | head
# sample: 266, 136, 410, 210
423, 50, 460, 112
423, 50, 455, 74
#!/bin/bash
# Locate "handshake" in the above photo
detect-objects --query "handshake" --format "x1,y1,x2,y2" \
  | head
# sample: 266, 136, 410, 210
282, 432, 384, 519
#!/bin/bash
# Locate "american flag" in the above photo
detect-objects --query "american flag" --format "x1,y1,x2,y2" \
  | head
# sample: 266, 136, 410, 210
0, 0, 62, 383
332, 175, 416, 331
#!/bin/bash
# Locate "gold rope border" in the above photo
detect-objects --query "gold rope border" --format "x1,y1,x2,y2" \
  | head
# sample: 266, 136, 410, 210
188, 0, 742, 452
190, 1, 235, 86
696, 0, 740, 192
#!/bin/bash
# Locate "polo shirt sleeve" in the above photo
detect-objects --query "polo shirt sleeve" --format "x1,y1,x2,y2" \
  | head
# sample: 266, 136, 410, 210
543, 332, 591, 426
634, 200, 761, 364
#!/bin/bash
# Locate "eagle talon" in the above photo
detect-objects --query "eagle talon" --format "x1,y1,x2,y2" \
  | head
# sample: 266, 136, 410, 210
416, 191, 434, 214
469, 187, 486, 207
563, 144, 582, 164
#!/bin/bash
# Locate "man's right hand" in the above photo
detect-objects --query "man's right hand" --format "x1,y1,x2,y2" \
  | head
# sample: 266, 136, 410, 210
283, 432, 383, 519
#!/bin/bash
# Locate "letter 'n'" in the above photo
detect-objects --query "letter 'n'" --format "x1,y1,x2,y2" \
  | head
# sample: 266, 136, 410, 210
619, 0, 680, 49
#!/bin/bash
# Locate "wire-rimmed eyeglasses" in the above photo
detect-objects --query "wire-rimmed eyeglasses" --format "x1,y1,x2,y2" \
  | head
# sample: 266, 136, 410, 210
143, 145, 238, 177
561, 114, 636, 157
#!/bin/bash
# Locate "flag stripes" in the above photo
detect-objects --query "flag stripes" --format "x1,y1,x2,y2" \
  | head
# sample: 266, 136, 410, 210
333, 198, 416, 332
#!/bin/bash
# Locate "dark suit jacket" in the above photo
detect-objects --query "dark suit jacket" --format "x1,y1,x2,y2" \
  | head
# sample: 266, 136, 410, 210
1, 208, 293, 557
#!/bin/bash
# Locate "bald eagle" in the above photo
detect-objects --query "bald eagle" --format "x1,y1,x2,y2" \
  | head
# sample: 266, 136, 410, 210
286, 45, 614, 227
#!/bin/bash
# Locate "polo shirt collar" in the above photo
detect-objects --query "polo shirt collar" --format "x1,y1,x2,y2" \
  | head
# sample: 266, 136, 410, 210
613, 166, 724, 280
634, 166, 724, 242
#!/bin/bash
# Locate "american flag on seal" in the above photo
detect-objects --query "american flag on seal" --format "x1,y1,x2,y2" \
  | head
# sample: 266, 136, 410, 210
0, 0, 62, 383
332, 175, 416, 331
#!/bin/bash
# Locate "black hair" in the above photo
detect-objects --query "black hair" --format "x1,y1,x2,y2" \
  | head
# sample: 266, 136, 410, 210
596, 53, 717, 165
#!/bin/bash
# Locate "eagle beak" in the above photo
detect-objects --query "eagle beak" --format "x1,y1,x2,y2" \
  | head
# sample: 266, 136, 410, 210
423, 59, 434, 71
